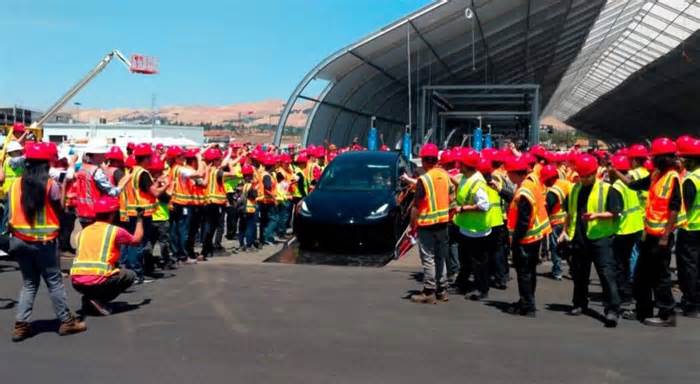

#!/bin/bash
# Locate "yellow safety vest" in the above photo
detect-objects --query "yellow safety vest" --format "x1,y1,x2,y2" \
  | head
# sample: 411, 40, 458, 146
485, 184, 504, 228
71, 221, 119, 277
566, 180, 618, 240
612, 179, 644, 235
629, 166, 650, 208
1, 157, 23, 197
681, 169, 700, 231
453, 172, 489, 233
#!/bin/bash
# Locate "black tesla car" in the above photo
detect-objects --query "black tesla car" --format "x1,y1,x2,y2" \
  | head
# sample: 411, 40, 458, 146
294, 151, 416, 252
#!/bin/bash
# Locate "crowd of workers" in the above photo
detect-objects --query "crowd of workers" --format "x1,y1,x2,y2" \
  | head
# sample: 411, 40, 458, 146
2, 118, 698, 341
409, 135, 699, 329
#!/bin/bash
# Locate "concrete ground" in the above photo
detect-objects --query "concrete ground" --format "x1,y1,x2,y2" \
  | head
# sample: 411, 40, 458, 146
0, 241, 698, 384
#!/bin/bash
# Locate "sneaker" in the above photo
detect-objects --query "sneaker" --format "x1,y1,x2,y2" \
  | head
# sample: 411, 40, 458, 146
604, 312, 619, 328
410, 291, 437, 304
568, 306, 586, 316
553, 274, 563, 281
436, 290, 449, 302
467, 291, 488, 301
185, 258, 198, 265
58, 316, 87, 336
643, 315, 677, 327
11, 321, 32, 342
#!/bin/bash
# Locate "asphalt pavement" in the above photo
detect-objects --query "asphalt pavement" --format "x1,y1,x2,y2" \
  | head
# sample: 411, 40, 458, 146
0, 245, 698, 384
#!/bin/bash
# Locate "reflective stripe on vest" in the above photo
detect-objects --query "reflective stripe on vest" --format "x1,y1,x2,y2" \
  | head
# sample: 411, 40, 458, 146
120, 166, 156, 217
1, 157, 23, 196
8, 178, 60, 242
70, 222, 119, 277
612, 179, 644, 235
645, 170, 685, 235
566, 181, 618, 240
206, 167, 227, 205
417, 168, 451, 227
548, 179, 571, 226
485, 185, 504, 228
630, 167, 650, 207
452, 172, 489, 233
242, 183, 257, 214
506, 179, 550, 244
257, 171, 277, 204
171, 165, 196, 205
682, 169, 700, 231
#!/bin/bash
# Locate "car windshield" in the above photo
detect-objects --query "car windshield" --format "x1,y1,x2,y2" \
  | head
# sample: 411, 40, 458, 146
317, 158, 394, 191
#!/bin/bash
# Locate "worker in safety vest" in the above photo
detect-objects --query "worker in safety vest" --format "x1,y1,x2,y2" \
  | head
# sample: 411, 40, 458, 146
9, 142, 86, 342
238, 164, 259, 251
200, 147, 229, 260
293, 153, 310, 198
0, 140, 24, 233
676, 136, 700, 317
477, 156, 508, 291
504, 155, 550, 317
70, 144, 125, 223
166, 146, 205, 263
146, 156, 174, 270
408, 143, 453, 304
560, 154, 622, 327
71, 196, 143, 316
614, 138, 685, 326
119, 143, 167, 284
452, 149, 491, 301
183, 149, 207, 260
224, 143, 244, 240
608, 154, 644, 309
440, 149, 461, 284
275, 153, 294, 238
541, 164, 570, 281
104, 146, 126, 186
258, 153, 279, 246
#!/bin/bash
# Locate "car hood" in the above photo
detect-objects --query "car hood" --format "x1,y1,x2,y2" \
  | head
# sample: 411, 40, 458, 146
303, 189, 394, 223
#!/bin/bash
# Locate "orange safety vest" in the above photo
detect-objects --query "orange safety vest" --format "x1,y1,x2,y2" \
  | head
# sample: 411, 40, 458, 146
549, 179, 572, 226
8, 178, 60, 242
72, 163, 103, 219
257, 171, 277, 204
70, 221, 120, 277
206, 167, 227, 205
416, 168, 451, 227
507, 179, 551, 245
170, 165, 195, 206
242, 183, 257, 214
120, 165, 156, 218
645, 170, 686, 236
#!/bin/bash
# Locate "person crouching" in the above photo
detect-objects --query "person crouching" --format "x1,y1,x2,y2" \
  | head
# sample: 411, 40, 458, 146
71, 197, 144, 316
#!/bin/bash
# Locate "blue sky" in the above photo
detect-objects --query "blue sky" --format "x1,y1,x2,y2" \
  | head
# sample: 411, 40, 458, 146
2, 0, 429, 111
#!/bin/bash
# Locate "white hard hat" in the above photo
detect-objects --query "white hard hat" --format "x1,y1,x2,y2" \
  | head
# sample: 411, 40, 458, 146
7, 141, 23, 153
84, 144, 109, 154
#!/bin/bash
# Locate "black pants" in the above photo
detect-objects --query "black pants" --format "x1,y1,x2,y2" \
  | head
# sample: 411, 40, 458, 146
571, 237, 621, 313
148, 220, 172, 266
225, 192, 238, 238
677, 229, 700, 312
59, 208, 76, 251
488, 225, 508, 286
458, 234, 489, 294
513, 241, 541, 311
186, 206, 203, 258
612, 231, 641, 302
72, 269, 136, 303
634, 233, 676, 320
201, 204, 224, 258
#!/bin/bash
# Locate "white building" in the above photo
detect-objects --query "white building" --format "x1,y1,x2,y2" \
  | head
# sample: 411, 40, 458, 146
43, 122, 205, 146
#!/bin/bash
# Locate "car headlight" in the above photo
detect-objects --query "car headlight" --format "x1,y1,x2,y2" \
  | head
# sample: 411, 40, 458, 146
299, 200, 312, 217
366, 203, 389, 220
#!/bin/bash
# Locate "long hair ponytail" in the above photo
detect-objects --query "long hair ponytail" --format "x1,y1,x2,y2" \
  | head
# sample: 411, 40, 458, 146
20, 159, 50, 223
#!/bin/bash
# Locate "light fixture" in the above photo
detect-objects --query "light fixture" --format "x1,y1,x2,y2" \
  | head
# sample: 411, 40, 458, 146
465, 8, 473, 19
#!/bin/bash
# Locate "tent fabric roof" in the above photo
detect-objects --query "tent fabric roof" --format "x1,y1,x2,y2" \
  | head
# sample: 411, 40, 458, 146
275, 0, 606, 146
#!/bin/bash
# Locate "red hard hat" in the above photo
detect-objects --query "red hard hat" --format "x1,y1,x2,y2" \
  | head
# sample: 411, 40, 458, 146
610, 154, 631, 171
105, 146, 125, 162
12, 122, 25, 133
530, 144, 548, 159
328, 152, 338, 162
155, 143, 164, 150
166, 146, 184, 159
149, 156, 165, 172
262, 153, 276, 166
280, 153, 292, 164
575, 154, 598, 177
202, 148, 222, 161
133, 143, 153, 157
615, 147, 629, 156
295, 154, 308, 164
644, 159, 654, 172
522, 152, 537, 166
184, 148, 198, 158
241, 165, 255, 176
94, 196, 120, 214
459, 148, 480, 168
540, 164, 559, 182
379, 144, 390, 152
25, 142, 56, 161
481, 148, 498, 161
476, 157, 493, 174
126, 142, 135, 150
439, 149, 453, 165
125, 155, 136, 168
678, 137, 700, 157
627, 144, 649, 159
650, 137, 677, 156
505, 156, 529, 172
419, 143, 439, 159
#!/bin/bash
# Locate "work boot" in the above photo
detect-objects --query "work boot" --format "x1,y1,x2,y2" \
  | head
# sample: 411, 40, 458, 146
58, 316, 87, 336
410, 290, 437, 304
11, 322, 33, 342
604, 312, 619, 328
436, 290, 449, 302
643, 314, 677, 327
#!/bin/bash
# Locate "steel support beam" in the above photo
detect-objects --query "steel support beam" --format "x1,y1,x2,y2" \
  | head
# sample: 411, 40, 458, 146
348, 51, 405, 86
297, 95, 406, 126
408, 20, 456, 79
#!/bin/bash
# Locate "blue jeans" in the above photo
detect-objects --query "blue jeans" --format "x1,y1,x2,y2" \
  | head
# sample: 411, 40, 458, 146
260, 203, 279, 243
11, 238, 71, 323
120, 216, 152, 280
630, 241, 640, 280
239, 211, 258, 248
276, 201, 292, 237
549, 224, 564, 277
169, 204, 190, 260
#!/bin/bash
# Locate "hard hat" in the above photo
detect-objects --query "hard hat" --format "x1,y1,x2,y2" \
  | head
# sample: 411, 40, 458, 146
610, 154, 631, 171
476, 157, 493, 174
241, 165, 255, 176
522, 152, 537, 166
263, 153, 277, 166
166, 146, 184, 159
184, 148, 198, 158
505, 156, 529, 172
280, 153, 292, 164
6, 141, 23, 153
133, 143, 153, 157
314, 146, 326, 158
678, 136, 700, 157
481, 148, 498, 161
459, 148, 480, 168
105, 146, 125, 162
575, 154, 598, 177
644, 158, 654, 172
650, 137, 677, 156
202, 148, 222, 161
615, 147, 629, 156
419, 143, 439, 159
84, 143, 109, 154
530, 144, 548, 159
94, 196, 120, 214
125, 155, 136, 168
12, 122, 25, 133
439, 149, 453, 165
295, 154, 308, 164
540, 164, 559, 182
327, 152, 338, 162
379, 144, 390, 152
627, 144, 649, 159
25, 142, 57, 161
148, 157, 165, 172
